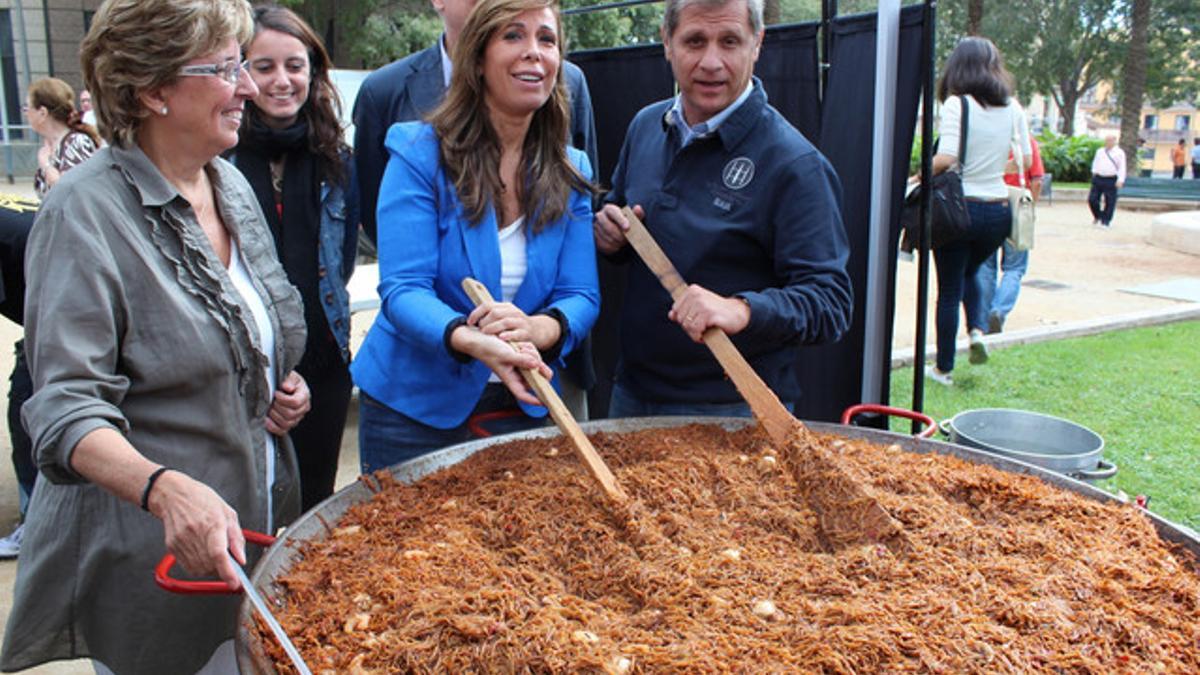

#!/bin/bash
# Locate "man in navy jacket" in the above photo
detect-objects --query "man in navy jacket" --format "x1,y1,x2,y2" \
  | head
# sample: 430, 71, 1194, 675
353, 0, 599, 417
593, 0, 852, 416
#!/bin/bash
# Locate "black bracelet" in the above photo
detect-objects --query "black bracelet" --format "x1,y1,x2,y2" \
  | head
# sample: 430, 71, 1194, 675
140, 466, 172, 512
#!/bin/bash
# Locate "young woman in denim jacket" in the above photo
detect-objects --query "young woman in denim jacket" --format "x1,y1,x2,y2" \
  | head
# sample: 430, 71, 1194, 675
233, 5, 358, 510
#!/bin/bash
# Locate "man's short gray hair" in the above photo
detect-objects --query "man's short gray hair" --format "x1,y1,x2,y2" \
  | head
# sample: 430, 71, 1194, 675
663, 0, 764, 38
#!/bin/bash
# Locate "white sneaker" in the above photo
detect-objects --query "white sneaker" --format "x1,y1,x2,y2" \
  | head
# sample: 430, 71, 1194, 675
968, 328, 988, 364
925, 364, 953, 386
0, 523, 23, 559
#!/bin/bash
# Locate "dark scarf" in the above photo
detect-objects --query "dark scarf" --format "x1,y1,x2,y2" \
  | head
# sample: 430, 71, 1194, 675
238, 115, 332, 367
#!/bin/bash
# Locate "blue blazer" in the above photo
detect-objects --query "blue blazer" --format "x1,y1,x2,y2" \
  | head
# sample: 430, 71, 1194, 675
351, 122, 599, 429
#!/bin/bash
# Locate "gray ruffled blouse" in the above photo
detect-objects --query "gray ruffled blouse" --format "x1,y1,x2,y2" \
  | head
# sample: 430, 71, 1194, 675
1, 143, 306, 674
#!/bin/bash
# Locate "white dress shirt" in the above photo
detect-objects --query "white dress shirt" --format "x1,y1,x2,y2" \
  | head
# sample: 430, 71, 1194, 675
1091, 146, 1126, 183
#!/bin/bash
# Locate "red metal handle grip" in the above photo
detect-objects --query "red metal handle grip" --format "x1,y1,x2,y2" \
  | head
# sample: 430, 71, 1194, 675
467, 408, 524, 438
841, 404, 937, 439
155, 529, 276, 595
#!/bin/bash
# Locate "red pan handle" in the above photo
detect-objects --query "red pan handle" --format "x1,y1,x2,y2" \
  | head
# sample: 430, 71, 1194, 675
841, 404, 937, 439
155, 529, 276, 595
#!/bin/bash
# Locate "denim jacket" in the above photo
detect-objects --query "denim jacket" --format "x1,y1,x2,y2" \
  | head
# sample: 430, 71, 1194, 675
318, 161, 359, 362
230, 150, 360, 363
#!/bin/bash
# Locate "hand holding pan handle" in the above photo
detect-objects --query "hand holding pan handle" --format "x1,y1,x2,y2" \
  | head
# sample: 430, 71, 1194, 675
841, 404, 937, 439
154, 529, 276, 594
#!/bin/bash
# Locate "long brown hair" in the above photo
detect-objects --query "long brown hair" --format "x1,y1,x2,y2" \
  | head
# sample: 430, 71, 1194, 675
28, 77, 101, 146
429, 0, 595, 232
244, 4, 348, 184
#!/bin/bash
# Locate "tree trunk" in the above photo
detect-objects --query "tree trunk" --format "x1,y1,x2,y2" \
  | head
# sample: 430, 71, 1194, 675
1058, 87, 1080, 137
967, 0, 984, 35
764, 0, 781, 25
1119, 0, 1153, 178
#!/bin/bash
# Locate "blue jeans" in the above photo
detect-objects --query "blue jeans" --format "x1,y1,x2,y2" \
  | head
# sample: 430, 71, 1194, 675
608, 382, 793, 418
976, 239, 1029, 325
358, 384, 546, 474
932, 200, 1010, 372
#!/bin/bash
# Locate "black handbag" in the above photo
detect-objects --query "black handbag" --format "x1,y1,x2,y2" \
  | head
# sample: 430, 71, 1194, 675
902, 95, 971, 251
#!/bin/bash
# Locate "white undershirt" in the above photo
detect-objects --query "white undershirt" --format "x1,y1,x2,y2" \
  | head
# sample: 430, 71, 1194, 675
226, 244, 278, 530
489, 216, 527, 383
498, 216, 527, 303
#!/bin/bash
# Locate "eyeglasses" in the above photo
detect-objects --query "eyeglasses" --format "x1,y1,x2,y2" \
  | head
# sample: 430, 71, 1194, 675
178, 59, 249, 86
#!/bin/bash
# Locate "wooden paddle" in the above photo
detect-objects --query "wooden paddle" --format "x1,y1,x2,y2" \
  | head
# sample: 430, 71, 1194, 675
460, 277, 628, 504
618, 207, 908, 551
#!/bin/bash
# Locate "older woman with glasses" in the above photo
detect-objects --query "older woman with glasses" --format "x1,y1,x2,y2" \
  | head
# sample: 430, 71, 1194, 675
0, 1, 310, 673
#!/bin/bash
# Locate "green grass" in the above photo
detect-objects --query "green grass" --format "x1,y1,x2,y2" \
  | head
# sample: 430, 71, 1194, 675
888, 321, 1200, 530
1054, 181, 1090, 190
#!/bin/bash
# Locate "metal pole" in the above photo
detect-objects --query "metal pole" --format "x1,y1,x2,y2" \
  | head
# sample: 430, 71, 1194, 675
0, 34, 11, 184
860, 0, 901, 410
12, 1, 31, 92
910, 0, 936, 433
820, 0, 837, 96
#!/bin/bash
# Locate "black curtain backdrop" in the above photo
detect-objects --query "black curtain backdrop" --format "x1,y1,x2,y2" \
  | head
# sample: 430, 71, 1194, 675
802, 5, 926, 422
571, 11, 924, 420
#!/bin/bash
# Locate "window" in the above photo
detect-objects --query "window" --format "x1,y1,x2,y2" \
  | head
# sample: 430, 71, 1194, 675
0, 10, 21, 140
1175, 115, 1191, 131
1143, 114, 1158, 130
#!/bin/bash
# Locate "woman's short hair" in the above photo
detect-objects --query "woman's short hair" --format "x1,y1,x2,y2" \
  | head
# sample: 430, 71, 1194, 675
937, 36, 1014, 107
430, 0, 595, 233
80, 0, 254, 148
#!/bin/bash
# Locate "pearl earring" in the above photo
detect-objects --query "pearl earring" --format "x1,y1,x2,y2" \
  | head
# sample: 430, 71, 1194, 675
160, 106, 168, 116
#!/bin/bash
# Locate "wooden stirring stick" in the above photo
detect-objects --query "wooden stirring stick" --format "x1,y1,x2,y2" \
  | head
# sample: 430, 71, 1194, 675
618, 207, 908, 551
619, 207, 796, 446
460, 278, 628, 504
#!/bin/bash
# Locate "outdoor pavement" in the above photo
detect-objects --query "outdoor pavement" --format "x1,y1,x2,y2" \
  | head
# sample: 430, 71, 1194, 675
0, 180, 1196, 672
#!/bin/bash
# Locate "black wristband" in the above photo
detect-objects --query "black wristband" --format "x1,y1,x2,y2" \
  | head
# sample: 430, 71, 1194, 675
535, 308, 570, 362
140, 466, 172, 512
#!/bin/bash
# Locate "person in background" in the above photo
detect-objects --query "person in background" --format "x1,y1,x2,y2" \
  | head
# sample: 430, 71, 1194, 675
79, 88, 97, 127
352, 0, 598, 419
1, 0, 311, 672
977, 135, 1043, 335
26, 77, 100, 198
0, 199, 36, 560
1191, 138, 1200, 179
593, 0, 852, 416
352, 0, 599, 474
1171, 138, 1187, 179
1088, 134, 1125, 229
923, 37, 1030, 386
232, 4, 358, 512
0, 79, 101, 558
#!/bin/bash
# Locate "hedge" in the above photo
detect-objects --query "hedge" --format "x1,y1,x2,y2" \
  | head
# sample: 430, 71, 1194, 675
906, 132, 1106, 183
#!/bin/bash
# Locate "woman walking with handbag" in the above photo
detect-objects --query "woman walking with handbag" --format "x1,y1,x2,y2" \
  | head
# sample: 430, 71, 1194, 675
925, 37, 1031, 385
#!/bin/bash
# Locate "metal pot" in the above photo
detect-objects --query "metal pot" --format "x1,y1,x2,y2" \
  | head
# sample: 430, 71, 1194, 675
236, 416, 1186, 673
940, 408, 1117, 482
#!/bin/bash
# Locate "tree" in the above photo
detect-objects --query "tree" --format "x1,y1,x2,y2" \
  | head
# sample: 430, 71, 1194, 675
966, 0, 983, 35
1117, 0, 1151, 177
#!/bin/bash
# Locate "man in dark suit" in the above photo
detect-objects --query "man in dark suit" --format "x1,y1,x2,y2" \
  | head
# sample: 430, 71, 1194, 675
352, 0, 599, 418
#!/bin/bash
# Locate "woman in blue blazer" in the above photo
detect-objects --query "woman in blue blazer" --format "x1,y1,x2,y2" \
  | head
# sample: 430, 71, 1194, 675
352, 0, 599, 473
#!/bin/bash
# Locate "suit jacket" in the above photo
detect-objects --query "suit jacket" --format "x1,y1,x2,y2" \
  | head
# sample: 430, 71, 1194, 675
349, 122, 599, 429
353, 43, 598, 245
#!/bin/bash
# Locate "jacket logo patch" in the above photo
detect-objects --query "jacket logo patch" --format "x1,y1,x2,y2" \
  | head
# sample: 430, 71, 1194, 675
722, 157, 755, 190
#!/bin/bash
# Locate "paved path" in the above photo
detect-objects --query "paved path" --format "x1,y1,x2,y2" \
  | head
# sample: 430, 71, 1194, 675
0, 190, 1196, 671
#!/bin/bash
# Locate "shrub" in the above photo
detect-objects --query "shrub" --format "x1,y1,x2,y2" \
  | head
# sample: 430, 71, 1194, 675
1036, 133, 1105, 183
907, 132, 1106, 183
